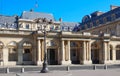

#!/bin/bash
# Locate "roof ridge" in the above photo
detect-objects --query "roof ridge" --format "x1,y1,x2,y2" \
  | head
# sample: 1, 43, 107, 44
23, 11, 53, 16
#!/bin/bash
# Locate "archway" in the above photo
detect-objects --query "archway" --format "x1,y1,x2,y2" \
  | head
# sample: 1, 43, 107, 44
23, 42, 32, 61
47, 40, 58, 65
91, 42, 100, 64
116, 45, 120, 60
110, 45, 113, 60
8, 41, 17, 61
0, 41, 4, 61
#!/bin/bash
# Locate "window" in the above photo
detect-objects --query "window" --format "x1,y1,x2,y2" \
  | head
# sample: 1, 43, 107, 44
103, 17, 107, 23
96, 20, 100, 26
111, 14, 116, 21
24, 49, 30, 53
90, 22, 93, 28
26, 24, 29, 29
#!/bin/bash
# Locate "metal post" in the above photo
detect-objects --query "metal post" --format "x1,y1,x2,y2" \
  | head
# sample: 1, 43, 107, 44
104, 65, 107, 70
6, 67, 9, 73
93, 65, 96, 70
41, 26, 48, 73
21, 67, 24, 73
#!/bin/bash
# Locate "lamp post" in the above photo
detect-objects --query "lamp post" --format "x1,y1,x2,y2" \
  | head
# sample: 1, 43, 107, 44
35, 18, 53, 73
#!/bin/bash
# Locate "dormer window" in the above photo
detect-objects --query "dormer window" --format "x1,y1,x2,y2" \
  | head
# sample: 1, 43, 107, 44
103, 17, 107, 23
111, 14, 116, 21
26, 24, 29, 29
96, 20, 100, 26
90, 22, 93, 28
84, 24, 88, 29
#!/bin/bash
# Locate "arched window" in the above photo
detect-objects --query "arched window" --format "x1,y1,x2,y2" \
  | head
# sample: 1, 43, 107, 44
23, 42, 32, 61
116, 45, 120, 60
8, 41, 17, 61
0, 41, 4, 61
103, 17, 107, 23
96, 20, 100, 26
111, 14, 116, 21
90, 22, 93, 28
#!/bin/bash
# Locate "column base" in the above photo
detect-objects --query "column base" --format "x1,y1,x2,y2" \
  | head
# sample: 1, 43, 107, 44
61, 60, 71, 65
100, 60, 111, 64
37, 61, 43, 66
81, 60, 92, 65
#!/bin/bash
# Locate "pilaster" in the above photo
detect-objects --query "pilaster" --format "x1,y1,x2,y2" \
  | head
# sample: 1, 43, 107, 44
37, 39, 42, 65
3, 47, 8, 66
18, 46, 23, 65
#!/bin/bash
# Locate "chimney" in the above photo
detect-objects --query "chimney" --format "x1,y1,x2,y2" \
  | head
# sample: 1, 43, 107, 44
30, 9, 34, 12
110, 5, 119, 10
59, 18, 62, 22
91, 11, 104, 18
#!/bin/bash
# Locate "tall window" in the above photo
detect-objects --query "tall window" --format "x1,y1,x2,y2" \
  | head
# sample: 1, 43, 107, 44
111, 14, 116, 21
26, 24, 29, 29
23, 42, 32, 61
8, 41, 17, 61
8, 48, 17, 61
0, 41, 3, 61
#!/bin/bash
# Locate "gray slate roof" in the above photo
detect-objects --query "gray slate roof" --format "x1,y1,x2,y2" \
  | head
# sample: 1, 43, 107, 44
60, 22, 79, 27
60, 22, 80, 31
21, 11, 55, 21
0, 15, 17, 29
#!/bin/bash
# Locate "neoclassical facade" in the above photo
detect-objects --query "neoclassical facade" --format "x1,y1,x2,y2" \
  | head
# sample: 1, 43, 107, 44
0, 6, 120, 66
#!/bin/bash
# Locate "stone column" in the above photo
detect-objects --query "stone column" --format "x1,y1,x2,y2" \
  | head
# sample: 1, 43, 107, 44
83, 41, 86, 61
88, 42, 92, 62
57, 47, 60, 64
102, 41, 108, 64
3, 47, 8, 66
67, 40, 71, 64
81, 41, 86, 64
61, 40, 66, 65
86, 42, 89, 60
112, 46, 116, 61
81, 41, 92, 64
37, 39, 42, 65
107, 43, 110, 61
18, 46, 23, 65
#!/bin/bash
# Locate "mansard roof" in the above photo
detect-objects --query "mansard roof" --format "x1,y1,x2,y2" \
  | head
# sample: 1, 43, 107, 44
20, 11, 55, 21
77, 6, 120, 31
0, 15, 18, 29
0, 15, 17, 24
60, 22, 80, 31
60, 22, 79, 27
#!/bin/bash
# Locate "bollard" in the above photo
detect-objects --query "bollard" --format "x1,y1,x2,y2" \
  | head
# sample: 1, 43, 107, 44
66, 66, 70, 71
6, 67, 9, 73
21, 67, 24, 73
16, 74, 20, 76
104, 65, 107, 70
93, 65, 96, 70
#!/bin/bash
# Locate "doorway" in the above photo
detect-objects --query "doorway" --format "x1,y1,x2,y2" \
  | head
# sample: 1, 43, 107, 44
70, 49, 80, 64
91, 50, 99, 64
47, 49, 57, 65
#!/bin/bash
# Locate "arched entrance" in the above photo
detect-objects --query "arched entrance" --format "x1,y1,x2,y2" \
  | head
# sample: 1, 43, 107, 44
8, 41, 17, 61
0, 41, 3, 62
116, 45, 120, 60
47, 40, 58, 65
91, 43, 100, 64
110, 45, 113, 60
47, 48, 57, 65
22, 41, 33, 64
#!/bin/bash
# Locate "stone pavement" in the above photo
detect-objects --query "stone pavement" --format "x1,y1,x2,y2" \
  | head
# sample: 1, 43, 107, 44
0, 69, 120, 76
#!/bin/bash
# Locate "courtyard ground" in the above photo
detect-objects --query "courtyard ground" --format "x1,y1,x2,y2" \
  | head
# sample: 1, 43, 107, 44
0, 69, 120, 76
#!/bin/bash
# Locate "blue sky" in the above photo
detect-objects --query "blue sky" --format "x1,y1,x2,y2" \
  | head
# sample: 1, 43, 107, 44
0, 0, 120, 22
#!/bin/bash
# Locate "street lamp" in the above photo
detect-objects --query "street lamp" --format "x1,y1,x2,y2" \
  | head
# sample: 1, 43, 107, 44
35, 18, 53, 73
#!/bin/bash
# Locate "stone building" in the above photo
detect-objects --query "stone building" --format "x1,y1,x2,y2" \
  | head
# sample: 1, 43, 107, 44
0, 5, 120, 66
